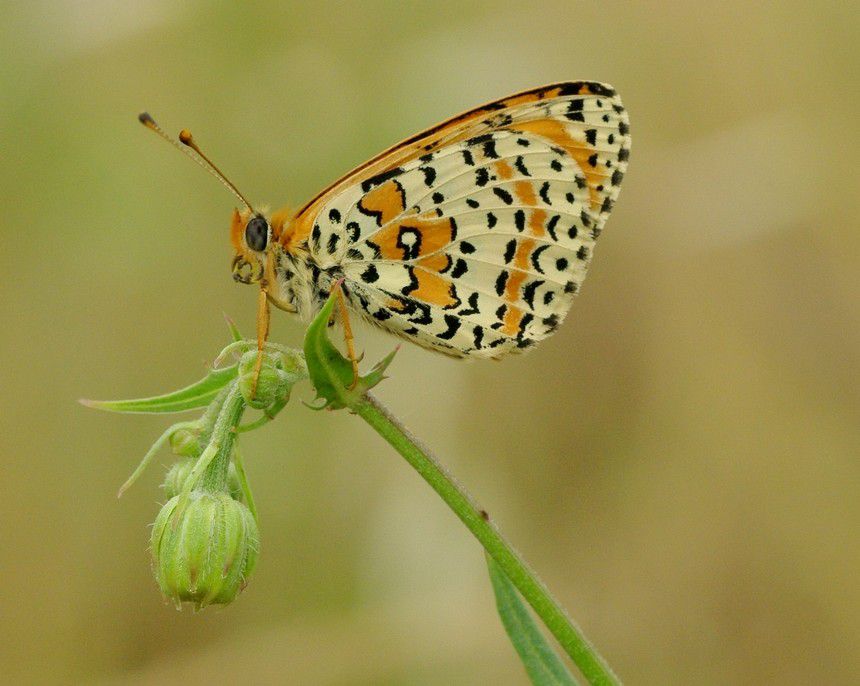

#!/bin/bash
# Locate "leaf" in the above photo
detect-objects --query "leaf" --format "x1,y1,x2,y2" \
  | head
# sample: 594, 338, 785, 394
487, 554, 579, 686
80, 365, 238, 414
303, 290, 396, 410
223, 313, 244, 343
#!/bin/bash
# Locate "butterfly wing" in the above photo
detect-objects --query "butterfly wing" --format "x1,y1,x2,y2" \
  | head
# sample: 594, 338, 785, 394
289, 82, 630, 358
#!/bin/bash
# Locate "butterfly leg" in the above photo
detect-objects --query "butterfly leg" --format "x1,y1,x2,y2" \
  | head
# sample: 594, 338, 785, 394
251, 282, 271, 398
334, 283, 361, 387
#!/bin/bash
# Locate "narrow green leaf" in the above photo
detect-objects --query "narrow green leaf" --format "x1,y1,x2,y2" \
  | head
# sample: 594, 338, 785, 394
117, 420, 197, 497
487, 554, 579, 686
80, 365, 238, 414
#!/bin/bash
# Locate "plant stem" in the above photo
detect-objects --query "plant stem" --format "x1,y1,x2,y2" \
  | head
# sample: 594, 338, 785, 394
354, 393, 620, 686
201, 385, 246, 493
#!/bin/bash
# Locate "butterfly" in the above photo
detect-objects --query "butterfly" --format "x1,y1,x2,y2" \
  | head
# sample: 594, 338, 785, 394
140, 81, 629, 380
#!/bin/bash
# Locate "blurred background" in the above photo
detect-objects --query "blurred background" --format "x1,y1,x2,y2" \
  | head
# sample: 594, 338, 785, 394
1, 1, 857, 684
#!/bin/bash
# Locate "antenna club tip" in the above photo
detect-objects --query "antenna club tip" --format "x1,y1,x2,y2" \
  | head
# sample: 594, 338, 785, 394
138, 112, 155, 126
178, 129, 193, 145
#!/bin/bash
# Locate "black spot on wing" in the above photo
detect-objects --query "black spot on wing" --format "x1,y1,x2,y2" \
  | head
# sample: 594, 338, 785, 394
466, 133, 494, 147
514, 209, 525, 232
539, 182, 551, 206
360, 166, 404, 192
482, 139, 499, 159
451, 259, 468, 279
459, 292, 480, 316
345, 221, 360, 242
522, 280, 544, 310
361, 264, 379, 283
514, 156, 530, 176
436, 314, 461, 340
530, 245, 549, 274
472, 326, 483, 349
546, 214, 560, 241
495, 270, 509, 296
326, 232, 340, 254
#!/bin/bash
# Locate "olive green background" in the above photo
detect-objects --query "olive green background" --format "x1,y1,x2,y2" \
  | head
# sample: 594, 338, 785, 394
1, 2, 857, 684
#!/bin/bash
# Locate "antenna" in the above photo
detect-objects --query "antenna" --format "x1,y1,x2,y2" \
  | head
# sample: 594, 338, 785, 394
137, 112, 255, 212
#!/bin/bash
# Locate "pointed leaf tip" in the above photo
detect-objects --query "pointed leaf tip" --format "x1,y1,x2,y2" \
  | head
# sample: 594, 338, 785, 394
303, 291, 396, 410
223, 313, 244, 343
80, 365, 238, 414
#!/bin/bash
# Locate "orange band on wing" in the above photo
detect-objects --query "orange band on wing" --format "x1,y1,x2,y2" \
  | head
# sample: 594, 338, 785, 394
358, 179, 406, 225
513, 119, 603, 209
494, 160, 514, 180
529, 209, 547, 237
501, 306, 525, 336
411, 269, 459, 308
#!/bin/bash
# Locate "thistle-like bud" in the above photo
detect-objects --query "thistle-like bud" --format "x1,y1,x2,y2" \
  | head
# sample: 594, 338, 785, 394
151, 490, 259, 609
162, 458, 244, 502
237, 349, 307, 410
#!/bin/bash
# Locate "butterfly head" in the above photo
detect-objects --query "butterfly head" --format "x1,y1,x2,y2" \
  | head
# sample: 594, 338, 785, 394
230, 208, 271, 284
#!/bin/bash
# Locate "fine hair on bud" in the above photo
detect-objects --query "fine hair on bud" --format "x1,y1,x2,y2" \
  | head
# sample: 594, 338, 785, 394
150, 490, 259, 609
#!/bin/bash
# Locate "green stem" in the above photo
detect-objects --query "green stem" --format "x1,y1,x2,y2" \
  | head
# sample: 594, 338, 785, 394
232, 446, 258, 523
354, 393, 620, 686
201, 385, 246, 493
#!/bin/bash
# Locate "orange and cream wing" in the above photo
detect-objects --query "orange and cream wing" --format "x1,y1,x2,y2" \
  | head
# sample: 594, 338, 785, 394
291, 81, 630, 357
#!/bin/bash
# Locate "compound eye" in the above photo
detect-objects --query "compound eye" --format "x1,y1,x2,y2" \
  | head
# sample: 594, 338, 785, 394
245, 215, 268, 251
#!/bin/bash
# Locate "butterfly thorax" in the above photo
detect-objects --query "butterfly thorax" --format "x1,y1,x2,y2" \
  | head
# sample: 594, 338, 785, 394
267, 241, 339, 319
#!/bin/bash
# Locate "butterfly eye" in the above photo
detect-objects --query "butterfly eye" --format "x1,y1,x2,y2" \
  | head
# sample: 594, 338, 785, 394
245, 216, 268, 251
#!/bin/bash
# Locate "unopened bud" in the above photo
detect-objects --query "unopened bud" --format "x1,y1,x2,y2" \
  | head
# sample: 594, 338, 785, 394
169, 427, 201, 457
237, 349, 306, 409
151, 491, 259, 609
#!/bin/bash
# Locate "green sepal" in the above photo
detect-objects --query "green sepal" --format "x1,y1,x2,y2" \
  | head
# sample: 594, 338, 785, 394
303, 291, 397, 410
80, 365, 238, 414
223, 313, 244, 343
487, 554, 579, 686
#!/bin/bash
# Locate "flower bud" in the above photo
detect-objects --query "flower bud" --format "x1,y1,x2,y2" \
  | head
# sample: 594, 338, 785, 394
238, 349, 306, 409
151, 491, 259, 609
169, 427, 201, 457
162, 458, 244, 502
237, 351, 282, 409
